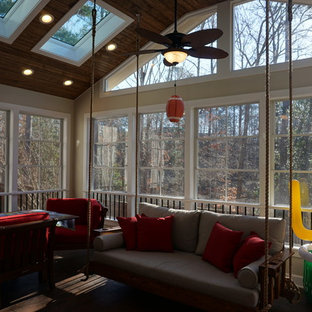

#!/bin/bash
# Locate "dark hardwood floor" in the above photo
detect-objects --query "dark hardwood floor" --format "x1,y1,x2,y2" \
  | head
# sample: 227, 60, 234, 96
0, 249, 311, 312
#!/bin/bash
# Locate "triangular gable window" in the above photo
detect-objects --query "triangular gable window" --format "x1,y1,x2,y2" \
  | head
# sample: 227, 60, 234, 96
107, 11, 217, 91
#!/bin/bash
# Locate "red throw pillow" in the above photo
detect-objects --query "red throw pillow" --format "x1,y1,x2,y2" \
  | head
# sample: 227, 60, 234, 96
202, 222, 243, 273
233, 232, 271, 277
136, 215, 174, 252
117, 216, 138, 250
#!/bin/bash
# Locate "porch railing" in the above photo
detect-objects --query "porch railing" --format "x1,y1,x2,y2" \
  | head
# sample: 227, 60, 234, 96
0, 189, 66, 213
89, 190, 312, 246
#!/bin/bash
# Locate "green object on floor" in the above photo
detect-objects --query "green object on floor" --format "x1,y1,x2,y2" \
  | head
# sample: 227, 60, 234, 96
303, 252, 312, 304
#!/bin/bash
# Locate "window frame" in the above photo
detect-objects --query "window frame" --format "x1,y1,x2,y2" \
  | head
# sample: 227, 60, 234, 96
0, 101, 70, 211
195, 102, 260, 204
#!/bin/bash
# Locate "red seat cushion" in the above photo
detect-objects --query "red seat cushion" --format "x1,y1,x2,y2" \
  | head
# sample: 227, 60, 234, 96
202, 222, 243, 273
233, 232, 270, 277
136, 215, 174, 252
0, 212, 49, 226
117, 216, 138, 250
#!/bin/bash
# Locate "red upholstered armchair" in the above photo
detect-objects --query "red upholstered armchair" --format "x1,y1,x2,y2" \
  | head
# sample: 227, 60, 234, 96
46, 198, 108, 250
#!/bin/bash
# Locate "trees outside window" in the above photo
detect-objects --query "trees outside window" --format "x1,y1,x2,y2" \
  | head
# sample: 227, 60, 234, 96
93, 116, 128, 192
274, 98, 312, 208
196, 103, 259, 203
139, 112, 185, 197
0, 110, 7, 193
18, 114, 63, 191
233, 0, 312, 70
0, 0, 18, 18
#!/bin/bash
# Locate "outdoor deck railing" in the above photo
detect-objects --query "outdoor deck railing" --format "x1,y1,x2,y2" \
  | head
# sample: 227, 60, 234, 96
0, 189, 66, 213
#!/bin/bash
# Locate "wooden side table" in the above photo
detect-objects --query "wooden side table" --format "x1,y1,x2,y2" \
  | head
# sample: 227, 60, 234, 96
93, 226, 121, 235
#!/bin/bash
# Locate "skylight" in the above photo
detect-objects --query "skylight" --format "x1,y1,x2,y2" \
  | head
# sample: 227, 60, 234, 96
52, 1, 110, 47
32, 0, 133, 66
0, 0, 49, 43
0, 0, 18, 18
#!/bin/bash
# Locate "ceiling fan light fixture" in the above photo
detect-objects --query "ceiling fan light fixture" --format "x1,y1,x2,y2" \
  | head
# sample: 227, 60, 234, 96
164, 50, 187, 64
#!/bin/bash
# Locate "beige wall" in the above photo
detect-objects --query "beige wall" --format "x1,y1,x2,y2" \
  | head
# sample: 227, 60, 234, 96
0, 84, 73, 113
0, 83, 75, 196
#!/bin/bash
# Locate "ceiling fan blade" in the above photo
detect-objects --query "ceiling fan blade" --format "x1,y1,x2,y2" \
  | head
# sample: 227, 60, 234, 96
182, 29, 223, 48
136, 27, 172, 46
188, 47, 228, 59
123, 49, 165, 56
163, 58, 176, 67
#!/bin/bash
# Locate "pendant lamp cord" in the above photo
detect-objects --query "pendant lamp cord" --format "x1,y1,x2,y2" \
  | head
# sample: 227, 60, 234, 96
135, 14, 140, 215
263, 0, 270, 310
288, 0, 293, 282
84, 0, 97, 280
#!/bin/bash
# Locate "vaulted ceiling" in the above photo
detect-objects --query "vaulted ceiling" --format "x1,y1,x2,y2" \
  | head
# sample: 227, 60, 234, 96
0, 0, 225, 100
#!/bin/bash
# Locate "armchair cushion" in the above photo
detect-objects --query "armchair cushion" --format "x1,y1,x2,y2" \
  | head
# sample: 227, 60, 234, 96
46, 198, 104, 229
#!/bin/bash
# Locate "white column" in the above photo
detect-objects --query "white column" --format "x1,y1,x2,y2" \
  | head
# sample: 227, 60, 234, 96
127, 110, 136, 216
184, 103, 194, 210
9, 109, 19, 211
217, 0, 232, 77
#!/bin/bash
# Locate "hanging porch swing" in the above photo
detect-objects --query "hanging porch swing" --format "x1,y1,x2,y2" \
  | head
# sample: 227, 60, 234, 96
83, 0, 303, 310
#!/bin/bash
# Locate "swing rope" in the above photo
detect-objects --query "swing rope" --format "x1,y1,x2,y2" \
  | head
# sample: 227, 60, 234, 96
135, 14, 140, 215
283, 0, 300, 302
84, 0, 97, 280
288, 0, 294, 282
263, 0, 270, 310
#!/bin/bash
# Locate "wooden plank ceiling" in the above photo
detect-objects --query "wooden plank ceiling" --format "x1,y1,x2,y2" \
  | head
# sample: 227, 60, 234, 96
0, 0, 224, 99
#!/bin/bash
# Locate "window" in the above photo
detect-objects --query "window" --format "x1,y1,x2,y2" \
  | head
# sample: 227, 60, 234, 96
112, 12, 217, 91
139, 112, 184, 196
52, 1, 110, 46
18, 114, 63, 191
0, 110, 7, 193
0, 0, 18, 18
33, 0, 132, 66
0, 0, 47, 43
93, 116, 128, 192
233, 0, 312, 70
196, 103, 259, 203
274, 98, 312, 207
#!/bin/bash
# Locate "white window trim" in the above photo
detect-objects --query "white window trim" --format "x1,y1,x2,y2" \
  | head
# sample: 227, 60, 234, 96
0, 101, 71, 210
0, 0, 50, 44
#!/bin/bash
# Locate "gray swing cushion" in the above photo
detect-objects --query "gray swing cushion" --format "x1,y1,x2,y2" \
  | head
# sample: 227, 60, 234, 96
195, 210, 286, 255
139, 203, 201, 253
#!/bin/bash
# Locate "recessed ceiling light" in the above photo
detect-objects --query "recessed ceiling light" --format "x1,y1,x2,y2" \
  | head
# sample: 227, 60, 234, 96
63, 80, 73, 86
106, 43, 117, 51
40, 13, 54, 24
22, 69, 34, 76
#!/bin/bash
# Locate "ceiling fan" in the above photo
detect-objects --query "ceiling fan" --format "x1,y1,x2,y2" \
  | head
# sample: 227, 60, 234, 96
131, 0, 228, 66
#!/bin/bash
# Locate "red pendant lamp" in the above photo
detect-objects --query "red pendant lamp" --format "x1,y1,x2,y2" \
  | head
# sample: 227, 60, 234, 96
166, 82, 184, 123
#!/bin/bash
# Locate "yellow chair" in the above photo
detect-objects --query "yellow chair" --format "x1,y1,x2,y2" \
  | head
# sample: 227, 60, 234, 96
291, 179, 312, 241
